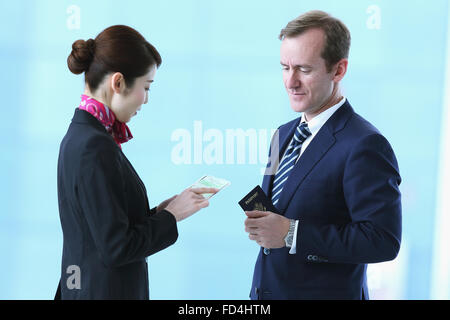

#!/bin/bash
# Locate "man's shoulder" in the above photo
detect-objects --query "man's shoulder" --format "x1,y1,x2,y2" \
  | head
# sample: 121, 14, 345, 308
338, 109, 395, 155
345, 111, 382, 138
278, 116, 301, 131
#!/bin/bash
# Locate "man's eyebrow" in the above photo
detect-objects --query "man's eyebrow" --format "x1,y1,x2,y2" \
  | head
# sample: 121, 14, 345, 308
280, 62, 312, 68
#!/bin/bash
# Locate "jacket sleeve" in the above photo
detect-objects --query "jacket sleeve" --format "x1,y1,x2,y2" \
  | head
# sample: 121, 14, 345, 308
297, 133, 402, 264
77, 136, 178, 268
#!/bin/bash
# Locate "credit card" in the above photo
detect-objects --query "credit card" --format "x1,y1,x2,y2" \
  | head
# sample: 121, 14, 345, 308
190, 175, 231, 199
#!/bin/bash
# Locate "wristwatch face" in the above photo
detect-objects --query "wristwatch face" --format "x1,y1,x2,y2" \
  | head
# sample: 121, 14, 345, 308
284, 234, 293, 247
284, 220, 296, 247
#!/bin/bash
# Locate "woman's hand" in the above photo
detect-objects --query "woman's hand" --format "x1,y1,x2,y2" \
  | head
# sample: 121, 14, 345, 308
156, 195, 177, 213
165, 187, 219, 222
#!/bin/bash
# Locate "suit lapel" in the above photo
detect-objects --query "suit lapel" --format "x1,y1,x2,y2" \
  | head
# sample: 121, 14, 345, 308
273, 101, 354, 213
275, 125, 335, 213
261, 171, 272, 197
262, 117, 301, 197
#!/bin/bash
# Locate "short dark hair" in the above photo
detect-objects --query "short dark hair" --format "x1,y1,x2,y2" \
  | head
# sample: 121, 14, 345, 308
67, 25, 162, 91
279, 10, 351, 72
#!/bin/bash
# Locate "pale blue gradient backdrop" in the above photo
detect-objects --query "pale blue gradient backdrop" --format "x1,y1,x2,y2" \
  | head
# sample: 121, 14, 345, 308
0, 0, 448, 299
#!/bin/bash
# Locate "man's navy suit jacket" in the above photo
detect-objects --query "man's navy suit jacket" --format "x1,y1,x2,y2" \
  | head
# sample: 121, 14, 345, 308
250, 101, 402, 300
56, 109, 178, 299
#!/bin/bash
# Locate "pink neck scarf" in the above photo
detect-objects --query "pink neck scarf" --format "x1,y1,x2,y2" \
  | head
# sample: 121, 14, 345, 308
78, 94, 133, 148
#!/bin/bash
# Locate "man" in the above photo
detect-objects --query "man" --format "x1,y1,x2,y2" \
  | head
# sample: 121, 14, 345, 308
244, 10, 401, 300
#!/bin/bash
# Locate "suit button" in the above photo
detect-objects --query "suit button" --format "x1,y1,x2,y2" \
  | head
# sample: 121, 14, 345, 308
263, 248, 271, 255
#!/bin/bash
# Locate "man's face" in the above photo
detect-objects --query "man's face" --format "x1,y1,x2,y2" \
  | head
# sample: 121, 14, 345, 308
280, 28, 339, 119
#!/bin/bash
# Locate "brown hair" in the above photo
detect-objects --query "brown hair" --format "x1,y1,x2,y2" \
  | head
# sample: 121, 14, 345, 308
279, 10, 351, 72
68, 25, 162, 92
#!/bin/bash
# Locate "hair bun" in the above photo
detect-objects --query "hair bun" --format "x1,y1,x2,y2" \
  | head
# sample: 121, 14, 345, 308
67, 38, 96, 74
85, 38, 96, 55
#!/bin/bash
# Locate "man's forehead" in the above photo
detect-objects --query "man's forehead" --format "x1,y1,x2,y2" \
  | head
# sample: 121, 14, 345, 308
280, 47, 321, 66
287, 28, 326, 42
281, 30, 325, 62
282, 29, 325, 49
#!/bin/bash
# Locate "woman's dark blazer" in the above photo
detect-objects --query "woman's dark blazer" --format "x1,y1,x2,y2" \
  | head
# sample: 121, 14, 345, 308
56, 108, 178, 299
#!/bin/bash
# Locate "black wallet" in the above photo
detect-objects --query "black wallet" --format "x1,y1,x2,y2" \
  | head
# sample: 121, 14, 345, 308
238, 185, 279, 213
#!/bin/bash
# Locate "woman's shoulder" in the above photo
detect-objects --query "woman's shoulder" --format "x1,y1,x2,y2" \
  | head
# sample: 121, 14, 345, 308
61, 120, 120, 162
76, 132, 124, 174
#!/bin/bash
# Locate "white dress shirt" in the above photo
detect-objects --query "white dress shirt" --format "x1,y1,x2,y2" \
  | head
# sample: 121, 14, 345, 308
277, 97, 347, 254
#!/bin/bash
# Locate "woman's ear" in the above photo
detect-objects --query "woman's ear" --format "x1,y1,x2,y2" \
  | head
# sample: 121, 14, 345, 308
110, 72, 125, 94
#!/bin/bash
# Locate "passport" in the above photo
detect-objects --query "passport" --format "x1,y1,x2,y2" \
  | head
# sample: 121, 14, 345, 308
238, 185, 279, 214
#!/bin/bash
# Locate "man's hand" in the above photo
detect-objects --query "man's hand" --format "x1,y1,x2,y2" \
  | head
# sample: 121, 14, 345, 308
244, 210, 290, 249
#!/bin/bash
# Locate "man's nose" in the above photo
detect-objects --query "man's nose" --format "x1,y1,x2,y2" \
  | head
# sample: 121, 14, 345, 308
286, 70, 301, 89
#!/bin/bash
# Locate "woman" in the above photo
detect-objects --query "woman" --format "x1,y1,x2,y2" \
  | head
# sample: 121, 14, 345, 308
56, 25, 217, 299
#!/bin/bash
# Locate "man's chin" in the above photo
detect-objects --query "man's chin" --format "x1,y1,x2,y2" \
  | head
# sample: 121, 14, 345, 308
289, 103, 309, 113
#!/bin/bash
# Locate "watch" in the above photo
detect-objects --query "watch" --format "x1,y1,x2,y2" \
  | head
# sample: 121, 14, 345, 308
284, 219, 296, 247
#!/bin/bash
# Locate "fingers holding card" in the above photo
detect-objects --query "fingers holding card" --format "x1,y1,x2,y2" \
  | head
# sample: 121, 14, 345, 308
190, 175, 231, 199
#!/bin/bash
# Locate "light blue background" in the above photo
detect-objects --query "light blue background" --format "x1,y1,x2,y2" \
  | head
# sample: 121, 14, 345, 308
0, 0, 448, 299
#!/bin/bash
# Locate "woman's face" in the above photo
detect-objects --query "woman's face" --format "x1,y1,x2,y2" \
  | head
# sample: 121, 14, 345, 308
110, 65, 157, 123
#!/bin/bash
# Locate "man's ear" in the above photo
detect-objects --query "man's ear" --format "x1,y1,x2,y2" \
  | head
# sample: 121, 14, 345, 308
333, 58, 348, 83
110, 72, 125, 94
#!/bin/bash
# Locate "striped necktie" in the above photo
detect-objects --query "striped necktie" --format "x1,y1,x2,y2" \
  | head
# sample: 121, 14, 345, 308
271, 122, 312, 206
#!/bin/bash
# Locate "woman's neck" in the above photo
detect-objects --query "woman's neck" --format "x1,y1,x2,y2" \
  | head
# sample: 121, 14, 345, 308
84, 85, 111, 107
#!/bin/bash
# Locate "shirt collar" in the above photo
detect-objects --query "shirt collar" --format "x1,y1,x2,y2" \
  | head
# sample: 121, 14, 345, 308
300, 96, 347, 136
